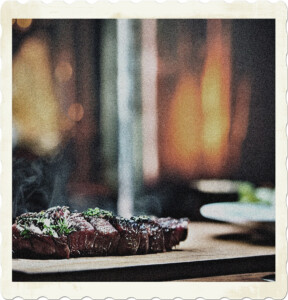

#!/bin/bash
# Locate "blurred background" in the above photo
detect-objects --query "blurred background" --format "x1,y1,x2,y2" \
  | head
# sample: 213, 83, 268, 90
12, 19, 275, 220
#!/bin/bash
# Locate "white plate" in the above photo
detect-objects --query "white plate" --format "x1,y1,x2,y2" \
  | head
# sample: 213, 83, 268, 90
190, 179, 242, 194
200, 202, 275, 224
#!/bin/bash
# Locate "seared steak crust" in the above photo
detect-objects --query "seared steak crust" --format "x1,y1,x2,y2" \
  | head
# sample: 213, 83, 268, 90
67, 213, 95, 257
136, 222, 149, 254
156, 217, 189, 251
130, 216, 164, 254
108, 217, 141, 255
12, 222, 70, 259
145, 220, 165, 253
12, 207, 189, 259
85, 216, 120, 255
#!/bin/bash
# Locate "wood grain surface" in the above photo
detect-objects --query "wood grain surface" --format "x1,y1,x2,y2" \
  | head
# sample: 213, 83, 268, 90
12, 222, 275, 281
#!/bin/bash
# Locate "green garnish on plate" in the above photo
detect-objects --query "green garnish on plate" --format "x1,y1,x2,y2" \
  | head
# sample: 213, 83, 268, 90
238, 182, 275, 206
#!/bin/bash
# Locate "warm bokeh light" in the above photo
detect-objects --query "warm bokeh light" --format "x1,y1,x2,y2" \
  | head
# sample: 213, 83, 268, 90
54, 61, 73, 83
16, 19, 33, 30
13, 37, 63, 155
161, 20, 250, 179
68, 103, 84, 122
201, 19, 231, 175
164, 73, 202, 177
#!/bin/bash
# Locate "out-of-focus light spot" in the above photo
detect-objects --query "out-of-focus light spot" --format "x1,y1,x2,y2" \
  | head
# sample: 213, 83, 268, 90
20, 38, 46, 61
13, 36, 63, 156
39, 132, 60, 153
68, 103, 84, 122
200, 19, 231, 175
16, 19, 33, 30
54, 61, 73, 83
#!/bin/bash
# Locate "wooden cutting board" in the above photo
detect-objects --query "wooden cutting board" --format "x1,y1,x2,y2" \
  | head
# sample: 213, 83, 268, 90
12, 222, 275, 281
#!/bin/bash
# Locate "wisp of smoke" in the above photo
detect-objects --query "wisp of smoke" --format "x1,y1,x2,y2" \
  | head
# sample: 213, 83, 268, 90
12, 154, 70, 221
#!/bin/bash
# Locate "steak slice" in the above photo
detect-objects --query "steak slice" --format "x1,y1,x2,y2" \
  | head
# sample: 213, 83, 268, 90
53, 235, 70, 258
30, 234, 69, 259
12, 223, 34, 258
12, 212, 70, 259
145, 219, 165, 253
156, 217, 189, 250
109, 217, 141, 255
82, 208, 141, 255
137, 222, 149, 254
130, 216, 150, 254
86, 216, 120, 255
131, 216, 165, 253
178, 218, 189, 241
67, 213, 95, 257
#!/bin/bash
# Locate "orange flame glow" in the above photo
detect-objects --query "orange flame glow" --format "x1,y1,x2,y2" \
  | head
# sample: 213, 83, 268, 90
161, 20, 250, 179
163, 73, 202, 177
201, 19, 232, 176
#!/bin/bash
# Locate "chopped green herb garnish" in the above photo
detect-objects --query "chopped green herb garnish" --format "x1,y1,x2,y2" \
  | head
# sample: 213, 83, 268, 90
20, 227, 31, 239
43, 224, 57, 236
17, 213, 45, 226
83, 208, 114, 218
17, 211, 75, 237
55, 218, 75, 235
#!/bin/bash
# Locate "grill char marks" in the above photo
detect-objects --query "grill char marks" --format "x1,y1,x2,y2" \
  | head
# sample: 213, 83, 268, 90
12, 206, 189, 259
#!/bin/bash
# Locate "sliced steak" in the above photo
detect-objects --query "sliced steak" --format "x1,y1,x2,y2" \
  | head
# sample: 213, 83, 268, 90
12, 206, 189, 259
67, 213, 95, 257
12, 223, 34, 258
130, 216, 150, 254
30, 234, 69, 259
85, 216, 120, 255
156, 217, 189, 250
178, 218, 189, 241
109, 217, 141, 255
12, 215, 70, 259
131, 216, 165, 253
53, 235, 70, 259
137, 222, 149, 254
145, 219, 165, 253
82, 208, 141, 255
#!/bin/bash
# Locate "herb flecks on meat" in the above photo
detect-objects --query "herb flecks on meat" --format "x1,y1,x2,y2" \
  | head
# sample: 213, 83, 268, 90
13, 206, 189, 259
83, 207, 114, 218
16, 206, 75, 238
